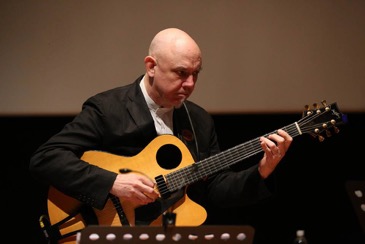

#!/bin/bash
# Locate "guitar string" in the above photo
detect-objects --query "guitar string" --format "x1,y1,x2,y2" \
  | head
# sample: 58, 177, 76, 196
50, 106, 338, 230
98, 119, 326, 222
92, 114, 330, 225
162, 108, 336, 193
111, 108, 339, 225
166, 124, 300, 191
162, 126, 292, 193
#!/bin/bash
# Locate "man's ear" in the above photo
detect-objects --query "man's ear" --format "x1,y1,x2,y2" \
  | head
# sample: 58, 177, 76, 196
145, 56, 156, 76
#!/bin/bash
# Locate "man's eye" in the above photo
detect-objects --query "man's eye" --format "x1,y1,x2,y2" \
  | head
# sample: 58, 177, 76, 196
176, 70, 200, 78
177, 71, 188, 78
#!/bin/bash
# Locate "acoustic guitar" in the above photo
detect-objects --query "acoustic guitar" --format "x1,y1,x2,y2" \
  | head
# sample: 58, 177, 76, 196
41, 101, 346, 243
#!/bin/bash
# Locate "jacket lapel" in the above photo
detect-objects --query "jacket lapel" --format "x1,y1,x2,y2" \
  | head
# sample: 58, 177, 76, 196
126, 76, 158, 140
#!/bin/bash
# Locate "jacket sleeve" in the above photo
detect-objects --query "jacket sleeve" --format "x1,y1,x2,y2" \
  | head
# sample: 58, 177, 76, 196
29, 95, 117, 210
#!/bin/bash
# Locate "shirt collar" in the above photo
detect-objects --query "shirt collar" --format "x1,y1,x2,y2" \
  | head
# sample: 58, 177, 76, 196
140, 75, 173, 114
140, 75, 159, 112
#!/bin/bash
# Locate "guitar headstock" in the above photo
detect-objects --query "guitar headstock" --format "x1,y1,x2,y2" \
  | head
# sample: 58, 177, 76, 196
299, 100, 348, 141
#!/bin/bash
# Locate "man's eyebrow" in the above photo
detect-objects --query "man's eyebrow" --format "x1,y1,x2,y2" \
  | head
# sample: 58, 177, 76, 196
174, 65, 202, 71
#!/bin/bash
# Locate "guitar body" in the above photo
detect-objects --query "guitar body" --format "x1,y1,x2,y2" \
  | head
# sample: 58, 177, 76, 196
44, 101, 346, 243
47, 135, 207, 243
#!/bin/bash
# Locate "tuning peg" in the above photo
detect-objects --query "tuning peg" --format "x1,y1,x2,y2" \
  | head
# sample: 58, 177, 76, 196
322, 123, 332, 137
321, 100, 331, 111
330, 119, 340, 133
314, 127, 326, 142
313, 102, 321, 114
304, 104, 312, 116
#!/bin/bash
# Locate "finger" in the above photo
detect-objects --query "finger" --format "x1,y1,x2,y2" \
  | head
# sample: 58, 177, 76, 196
277, 129, 293, 146
268, 133, 285, 145
260, 136, 277, 149
260, 137, 276, 157
136, 177, 160, 199
268, 132, 290, 154
138, 175, 156, 188
276, 148, 282, 158
262, 137, 283, 158
136, 184, 159, 201
133, 188, 158, 204
143, 188, 160, 200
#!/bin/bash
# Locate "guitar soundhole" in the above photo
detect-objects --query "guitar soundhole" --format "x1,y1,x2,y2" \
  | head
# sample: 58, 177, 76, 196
156, 144, 182, 169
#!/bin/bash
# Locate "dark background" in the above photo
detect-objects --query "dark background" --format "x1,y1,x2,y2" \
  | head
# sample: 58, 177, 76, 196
4, 111, 365, 243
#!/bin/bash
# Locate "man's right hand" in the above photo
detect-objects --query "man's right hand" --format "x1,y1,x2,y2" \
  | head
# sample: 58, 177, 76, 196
110, 173, 160, 205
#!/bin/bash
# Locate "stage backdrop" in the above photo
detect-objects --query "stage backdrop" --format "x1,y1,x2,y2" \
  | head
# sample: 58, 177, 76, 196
1, 0, 365, 115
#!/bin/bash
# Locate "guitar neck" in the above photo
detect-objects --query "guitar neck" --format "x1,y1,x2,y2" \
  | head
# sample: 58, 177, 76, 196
164, 101, 346, 193
165, 122, 301, 192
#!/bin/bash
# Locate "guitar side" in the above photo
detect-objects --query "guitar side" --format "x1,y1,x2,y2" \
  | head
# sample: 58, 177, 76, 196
46, 134, 207, 243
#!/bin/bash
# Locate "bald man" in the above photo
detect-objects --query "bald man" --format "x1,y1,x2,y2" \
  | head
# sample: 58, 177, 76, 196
30, 28, 292, 243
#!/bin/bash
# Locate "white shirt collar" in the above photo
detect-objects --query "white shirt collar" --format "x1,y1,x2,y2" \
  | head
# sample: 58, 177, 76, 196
140, 75, 174, 135
140, 75, 160, 112
139, 75, 173, 114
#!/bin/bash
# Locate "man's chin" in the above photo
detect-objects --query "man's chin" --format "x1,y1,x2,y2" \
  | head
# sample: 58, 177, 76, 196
174, 99, 185, 109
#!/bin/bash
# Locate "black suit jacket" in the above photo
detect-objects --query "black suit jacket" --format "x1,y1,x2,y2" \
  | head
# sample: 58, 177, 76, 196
30, 75, 272, 212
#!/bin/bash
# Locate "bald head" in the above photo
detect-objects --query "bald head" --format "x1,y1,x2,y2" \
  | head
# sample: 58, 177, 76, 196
148, 28, 202, 63
143, 28, 202, 108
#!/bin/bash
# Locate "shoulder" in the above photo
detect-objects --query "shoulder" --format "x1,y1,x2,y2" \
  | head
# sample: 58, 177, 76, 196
87, 75, 143, 103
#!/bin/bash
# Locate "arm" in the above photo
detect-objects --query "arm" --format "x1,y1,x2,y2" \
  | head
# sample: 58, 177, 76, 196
29, 96, 118, 209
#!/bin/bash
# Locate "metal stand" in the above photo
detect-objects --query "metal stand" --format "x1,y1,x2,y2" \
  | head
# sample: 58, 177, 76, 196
77, 225, 255, 243
346, 180, 365, 233
162, 211, 176, 228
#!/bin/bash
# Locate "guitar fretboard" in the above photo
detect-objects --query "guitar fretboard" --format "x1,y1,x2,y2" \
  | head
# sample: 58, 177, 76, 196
165, 122, 300, 192
160, 103, 344, 195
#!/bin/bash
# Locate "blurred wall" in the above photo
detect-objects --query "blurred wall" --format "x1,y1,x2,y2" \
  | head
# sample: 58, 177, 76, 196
1, 0, 364, 115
